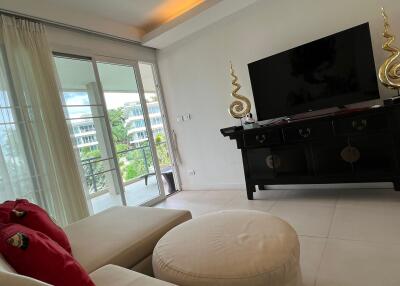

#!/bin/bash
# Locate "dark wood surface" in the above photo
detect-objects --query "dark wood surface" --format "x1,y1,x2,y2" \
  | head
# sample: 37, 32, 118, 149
221, 104, 400, 200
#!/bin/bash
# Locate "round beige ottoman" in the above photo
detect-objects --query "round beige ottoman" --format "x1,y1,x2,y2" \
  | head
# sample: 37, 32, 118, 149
153, 210, 302, 286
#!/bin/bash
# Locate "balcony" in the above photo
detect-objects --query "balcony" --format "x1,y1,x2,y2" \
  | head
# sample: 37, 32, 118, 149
81, 141, 175, 214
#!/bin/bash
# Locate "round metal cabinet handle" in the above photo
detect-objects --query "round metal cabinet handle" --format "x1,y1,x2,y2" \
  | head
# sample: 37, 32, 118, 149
298, 128, 311, 138
341, 145, 360, 163
266, 155, 281, 169
255, 134, 267, 143
352, 119, 367, 131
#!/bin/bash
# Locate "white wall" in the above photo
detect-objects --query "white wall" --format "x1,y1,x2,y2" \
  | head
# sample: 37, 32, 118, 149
157, 0, 400, 190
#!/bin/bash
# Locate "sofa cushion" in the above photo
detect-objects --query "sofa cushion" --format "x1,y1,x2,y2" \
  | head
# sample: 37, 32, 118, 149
0, 224, 95, 286
64, 206, 191, 273
0, 271, 51, 286
0, 254, 15, 273
90, 264, 176, 286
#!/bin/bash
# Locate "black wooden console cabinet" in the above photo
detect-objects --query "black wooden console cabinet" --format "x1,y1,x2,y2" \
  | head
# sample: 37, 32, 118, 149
221, 104, 400, 200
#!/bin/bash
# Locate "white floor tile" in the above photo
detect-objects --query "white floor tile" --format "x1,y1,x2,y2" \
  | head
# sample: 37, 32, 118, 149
269, 202, 335, 237
299, 236, 327, 286
316, 239, 400, 286
280, 189, 339, 207
220, 196, 276, 212
337, 188, 400, 210
329, 206, 400, 244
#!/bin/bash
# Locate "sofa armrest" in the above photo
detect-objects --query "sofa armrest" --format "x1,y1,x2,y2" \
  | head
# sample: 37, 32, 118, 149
90, 265, 176, 286
0, 272, 51, 286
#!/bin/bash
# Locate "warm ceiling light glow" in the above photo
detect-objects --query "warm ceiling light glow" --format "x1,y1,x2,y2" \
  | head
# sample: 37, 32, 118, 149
141, 0, 205, 32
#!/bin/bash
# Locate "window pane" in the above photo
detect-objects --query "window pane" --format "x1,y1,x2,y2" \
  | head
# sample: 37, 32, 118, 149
0, 50, 38, 204
54, 56, 123, 213
139, 62, 176, 194
97, 62, 161, 205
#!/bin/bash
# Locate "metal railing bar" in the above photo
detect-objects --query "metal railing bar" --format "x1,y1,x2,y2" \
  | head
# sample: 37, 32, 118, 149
0, 106, 32, 109
0, 121, 34, 125
85, 168, 116, 177
116, 146, 149, 155
114, 141, 166, 155
79, 142, 166, 165
66, 115, 105, 120
62, 104, 104, 107
81, 156, 114, 165
80, 141, 168, 194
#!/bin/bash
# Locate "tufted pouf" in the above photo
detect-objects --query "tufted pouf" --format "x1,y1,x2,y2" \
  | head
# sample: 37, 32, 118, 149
153, 210, 302, 286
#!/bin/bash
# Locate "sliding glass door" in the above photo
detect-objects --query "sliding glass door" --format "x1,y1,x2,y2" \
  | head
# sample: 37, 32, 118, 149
138, 62, 180, 195
96, 61, 163, 206
53, 53, 176, 213
53, 55, 125, 214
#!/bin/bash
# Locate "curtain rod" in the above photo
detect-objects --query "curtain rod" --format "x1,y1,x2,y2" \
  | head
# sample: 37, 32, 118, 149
0, 8, 147, 47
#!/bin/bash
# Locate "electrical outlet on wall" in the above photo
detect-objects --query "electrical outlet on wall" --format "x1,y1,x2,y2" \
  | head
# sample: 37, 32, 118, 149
188, 169, 196, 176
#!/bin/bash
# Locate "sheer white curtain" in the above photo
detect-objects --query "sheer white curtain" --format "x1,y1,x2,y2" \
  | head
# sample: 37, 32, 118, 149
0, 15, 89, 225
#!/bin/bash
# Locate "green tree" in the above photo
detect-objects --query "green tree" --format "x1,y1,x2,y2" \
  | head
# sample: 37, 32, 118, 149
154, 133, 171, 168
80, 147, 106, 194
108, 108, 128, 144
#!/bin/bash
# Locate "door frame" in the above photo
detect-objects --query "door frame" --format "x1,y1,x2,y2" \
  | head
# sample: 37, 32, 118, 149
52, 47, 179, 208
94, 55, 171, 206
140, 61, 182, 193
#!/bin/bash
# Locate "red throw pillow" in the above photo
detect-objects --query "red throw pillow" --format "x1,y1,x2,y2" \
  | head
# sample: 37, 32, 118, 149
9, 199, 72, 254
0, 223, 95, 286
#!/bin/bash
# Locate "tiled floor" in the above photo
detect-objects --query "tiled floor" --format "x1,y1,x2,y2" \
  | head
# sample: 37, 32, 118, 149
155, 188, 400, 286
91, 176, 159, 213
91, 176, 168, 214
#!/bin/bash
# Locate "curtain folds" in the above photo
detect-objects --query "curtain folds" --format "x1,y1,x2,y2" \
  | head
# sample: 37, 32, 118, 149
0, 15, 89, 225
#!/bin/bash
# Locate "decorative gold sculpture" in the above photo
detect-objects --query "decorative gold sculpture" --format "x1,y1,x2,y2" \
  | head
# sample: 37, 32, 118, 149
379, 8, 400, 90
229, 62, 251, 118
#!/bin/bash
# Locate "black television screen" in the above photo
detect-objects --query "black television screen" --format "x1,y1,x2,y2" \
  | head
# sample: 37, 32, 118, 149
248, 23, 379, 121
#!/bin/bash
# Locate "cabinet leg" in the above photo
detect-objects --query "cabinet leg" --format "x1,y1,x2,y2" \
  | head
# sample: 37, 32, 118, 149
393, 179, 400, 191
246, 184, 255, 200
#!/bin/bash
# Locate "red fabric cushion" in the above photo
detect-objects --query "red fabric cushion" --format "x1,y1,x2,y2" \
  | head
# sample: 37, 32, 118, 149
9, 199, 72, 254
0, 223, 95, 286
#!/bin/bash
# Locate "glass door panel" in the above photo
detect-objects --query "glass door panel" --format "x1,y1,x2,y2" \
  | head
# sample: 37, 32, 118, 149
53, 55, 123, 214
138, 62, 179, 195
96, 62, 162, 205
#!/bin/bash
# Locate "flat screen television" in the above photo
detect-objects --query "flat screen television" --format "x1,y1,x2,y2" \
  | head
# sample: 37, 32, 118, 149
248, 23, 379, 121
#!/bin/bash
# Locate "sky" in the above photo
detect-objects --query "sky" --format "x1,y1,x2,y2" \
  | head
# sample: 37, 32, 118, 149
63, 91, 141, 118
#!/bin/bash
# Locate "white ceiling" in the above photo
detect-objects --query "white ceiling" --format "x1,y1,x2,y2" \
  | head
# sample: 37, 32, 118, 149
48, 0, 167, 27
48, 0, 209, 33
0, 0, 259, 48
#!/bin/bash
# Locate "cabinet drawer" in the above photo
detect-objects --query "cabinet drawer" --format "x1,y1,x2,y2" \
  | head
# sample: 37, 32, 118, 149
243, 129, 281, 148
312, 140, 353, 176
350, 135, 395, 174
246, 147, 309, 180
333, 113, 388, 135
284, 121, 332, 143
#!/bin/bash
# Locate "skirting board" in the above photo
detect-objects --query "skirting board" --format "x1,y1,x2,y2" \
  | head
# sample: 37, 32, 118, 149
182, 182, 394, 191
262, 182, 394, 190
182, 183, 245, 191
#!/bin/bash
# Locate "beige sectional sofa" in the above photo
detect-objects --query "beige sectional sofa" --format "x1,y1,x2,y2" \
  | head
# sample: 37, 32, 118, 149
0, 206, 192, 286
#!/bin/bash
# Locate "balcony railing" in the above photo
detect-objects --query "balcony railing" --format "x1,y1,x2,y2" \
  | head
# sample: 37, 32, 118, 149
81, 141, 170, 196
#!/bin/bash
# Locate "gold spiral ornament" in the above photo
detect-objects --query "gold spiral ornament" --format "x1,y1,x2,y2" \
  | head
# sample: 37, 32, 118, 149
379, 8, 400, 90
229, 62, 251, 118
